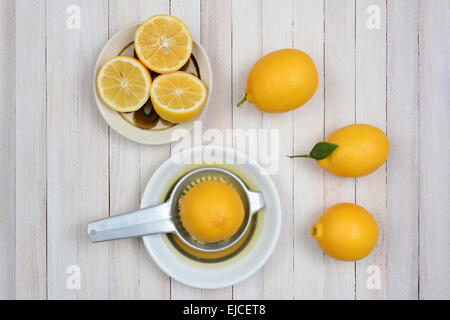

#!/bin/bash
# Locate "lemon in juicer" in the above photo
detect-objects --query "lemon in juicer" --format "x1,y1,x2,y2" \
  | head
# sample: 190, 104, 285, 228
180, 180, 245, 243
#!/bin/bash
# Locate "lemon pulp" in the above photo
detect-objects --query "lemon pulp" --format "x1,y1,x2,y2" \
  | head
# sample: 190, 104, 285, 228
96, 56, 151, 112
150, 71, 207, 123
134, 14, 193, 74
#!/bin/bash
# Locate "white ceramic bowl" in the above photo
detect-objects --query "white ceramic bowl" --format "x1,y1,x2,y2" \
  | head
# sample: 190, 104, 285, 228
93, 24, 212, 145
141, 145, 282, 289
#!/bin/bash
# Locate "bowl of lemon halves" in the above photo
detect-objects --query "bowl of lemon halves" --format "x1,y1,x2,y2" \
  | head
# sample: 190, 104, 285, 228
94, 15, 212, 145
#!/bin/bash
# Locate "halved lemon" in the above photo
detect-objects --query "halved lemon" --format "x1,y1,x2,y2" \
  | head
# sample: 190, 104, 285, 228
150, 71, 207, 123
134, 14, 193, 74
96, 56, 151, 112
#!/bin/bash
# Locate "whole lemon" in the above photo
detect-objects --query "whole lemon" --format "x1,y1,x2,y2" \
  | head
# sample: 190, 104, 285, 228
237, 49, 318, 113
312, 203, 378, 261
318, 124, 389, 177
180, 180, 245, 243
289, 124, 389, 177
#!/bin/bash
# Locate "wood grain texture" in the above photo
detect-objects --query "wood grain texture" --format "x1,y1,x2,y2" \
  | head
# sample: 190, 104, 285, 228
138, 141, 171, 300
107, 0, 143, 300
46, 0, 109, 299
261, 0, 294, 299
293, 0, 326, 299
231, 0, 264, 300
107, 0, 172, 300
169, 0, 203, 165
0, 0, 15, 300
133, 0, 172, 301
15, 0, 47, 300
172, 0, 234, 300
323, 0, 356, 300
386, 0, 419, 300
200, 0, 233, 143
170, 0, 204, 300
3, 0, 450, 300
355, 0, 387, 300
418, 0, 450, 300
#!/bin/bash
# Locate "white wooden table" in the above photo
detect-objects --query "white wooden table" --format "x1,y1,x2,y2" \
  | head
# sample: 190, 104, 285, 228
1, 0, 449, 300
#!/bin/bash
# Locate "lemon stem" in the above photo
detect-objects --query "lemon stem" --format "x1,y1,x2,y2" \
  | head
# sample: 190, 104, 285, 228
288, 142, 339, 160
312, 227, 317, 236
236, 94, 247, 107
287, 154, 311, 159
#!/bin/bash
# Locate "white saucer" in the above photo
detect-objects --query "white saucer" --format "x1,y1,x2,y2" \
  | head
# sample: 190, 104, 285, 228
93, 24, 212, 145
140, 145, 281, 289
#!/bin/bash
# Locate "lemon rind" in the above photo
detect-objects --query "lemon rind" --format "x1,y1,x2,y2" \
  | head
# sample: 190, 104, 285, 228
96, 56, 151, 113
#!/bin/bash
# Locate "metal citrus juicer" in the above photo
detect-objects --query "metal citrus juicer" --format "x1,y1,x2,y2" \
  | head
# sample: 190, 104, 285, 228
87, 167, 265, 252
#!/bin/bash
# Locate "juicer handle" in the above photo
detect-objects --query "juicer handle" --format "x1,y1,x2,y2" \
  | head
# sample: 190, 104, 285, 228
87, 202, 175, 243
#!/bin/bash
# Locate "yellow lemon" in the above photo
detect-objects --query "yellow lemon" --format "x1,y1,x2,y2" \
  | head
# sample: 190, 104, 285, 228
237, 48, 318, 113
290, 124, 389, 177
318, 124, 389, 177
179, 180, 245, 243
150, 71, 207, 123
134, 14, 193, 74
312, 203, 379, 261
96, 56, 151, 112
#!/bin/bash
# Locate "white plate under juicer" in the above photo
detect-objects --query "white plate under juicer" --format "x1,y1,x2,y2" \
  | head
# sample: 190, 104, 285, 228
87, 167, 265, 252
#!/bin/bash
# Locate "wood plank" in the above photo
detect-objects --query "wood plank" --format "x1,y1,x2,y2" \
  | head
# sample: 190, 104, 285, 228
261, 0, 294, 299
169, 0, 202, 157
200, 0, 233, 139
231, 0, 264, 300
15, 0, 47, 299
47, 0, 109, 299
355, 0, 387, 300
107, 0, 172, 300
136, 0, 172, 300
418, 0, 450, 300
292, 0, 326, 299
0, 0, 16, 300
168, 0, 204, 301
169, 0, 234, 300
139, 142, 171, 300
386, 0, 419, 300
169, 0, 203, 300
107, 0, 168, 300
107, 0, 142, 299
139, 149, 171, 298
323, 0, 356, 299
171, 0, 201, 43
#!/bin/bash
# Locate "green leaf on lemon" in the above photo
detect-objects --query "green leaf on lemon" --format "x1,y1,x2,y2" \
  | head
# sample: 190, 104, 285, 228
288, 142, 338, 160
309, 142, 338, 160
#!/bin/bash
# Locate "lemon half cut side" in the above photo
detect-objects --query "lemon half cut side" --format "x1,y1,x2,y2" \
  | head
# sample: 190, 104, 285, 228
96, 56, 151, 113
134, 14, 193, 74
150, 71, 207, 123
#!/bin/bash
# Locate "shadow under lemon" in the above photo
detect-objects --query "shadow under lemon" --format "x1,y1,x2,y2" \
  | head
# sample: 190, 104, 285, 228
116, 41, 201, 131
